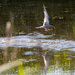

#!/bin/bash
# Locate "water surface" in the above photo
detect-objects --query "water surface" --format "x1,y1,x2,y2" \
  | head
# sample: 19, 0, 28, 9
0, 1, 75, 75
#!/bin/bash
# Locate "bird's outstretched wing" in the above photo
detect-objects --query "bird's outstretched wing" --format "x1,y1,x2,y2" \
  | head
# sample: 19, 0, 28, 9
43, 4, 49, 26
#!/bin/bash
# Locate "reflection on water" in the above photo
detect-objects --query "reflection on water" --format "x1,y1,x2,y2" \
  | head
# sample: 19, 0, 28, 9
0, 0, 75, 75
42, 51, 53, 74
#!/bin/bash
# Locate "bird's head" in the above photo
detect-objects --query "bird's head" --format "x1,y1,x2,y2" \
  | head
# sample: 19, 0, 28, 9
50, 24, 55, 28
51, 24, 56, 33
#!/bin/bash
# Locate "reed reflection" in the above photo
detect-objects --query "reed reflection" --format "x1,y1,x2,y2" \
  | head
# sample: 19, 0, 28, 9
3, 22, 12, 61
4, 22, 18, 61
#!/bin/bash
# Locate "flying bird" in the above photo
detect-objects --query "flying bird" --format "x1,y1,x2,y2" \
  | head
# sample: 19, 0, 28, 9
36, 4, 55, 31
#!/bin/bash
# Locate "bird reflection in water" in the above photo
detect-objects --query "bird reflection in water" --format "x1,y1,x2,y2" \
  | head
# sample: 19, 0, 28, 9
42, 51, 53, 74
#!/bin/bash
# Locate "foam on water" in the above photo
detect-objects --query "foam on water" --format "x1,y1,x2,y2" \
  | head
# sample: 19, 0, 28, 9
0, 32, 75, 51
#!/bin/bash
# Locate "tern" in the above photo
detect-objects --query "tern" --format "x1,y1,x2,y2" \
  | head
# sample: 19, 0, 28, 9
36, 4, 55, 31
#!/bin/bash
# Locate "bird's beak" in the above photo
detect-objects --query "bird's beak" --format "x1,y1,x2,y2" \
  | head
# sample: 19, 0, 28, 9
53, 26, 56, 33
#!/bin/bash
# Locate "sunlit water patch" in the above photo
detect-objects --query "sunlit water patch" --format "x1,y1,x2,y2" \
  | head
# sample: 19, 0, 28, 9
24, 51, 37, 55
0, 32, 75, 51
